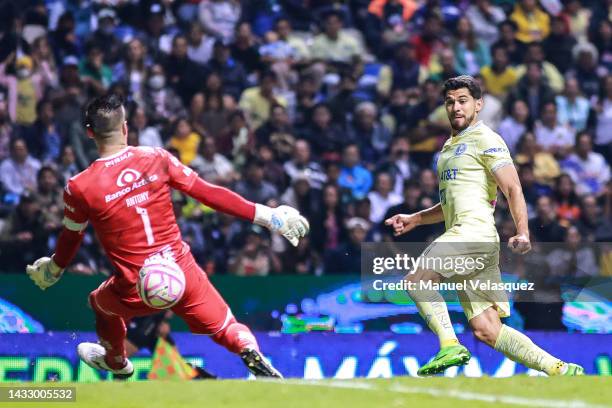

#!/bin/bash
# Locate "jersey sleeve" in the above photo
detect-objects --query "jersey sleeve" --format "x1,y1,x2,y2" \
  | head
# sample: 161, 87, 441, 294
62, 179, 89, 232
477, 132, 514, 173
158, 147, 198, 192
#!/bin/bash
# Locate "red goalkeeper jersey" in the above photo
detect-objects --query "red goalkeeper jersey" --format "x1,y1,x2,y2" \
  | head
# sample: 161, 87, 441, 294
63, 146, 201, 290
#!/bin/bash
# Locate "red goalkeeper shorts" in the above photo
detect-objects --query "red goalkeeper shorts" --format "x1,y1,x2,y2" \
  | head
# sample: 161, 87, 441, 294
89, 253, 232, 335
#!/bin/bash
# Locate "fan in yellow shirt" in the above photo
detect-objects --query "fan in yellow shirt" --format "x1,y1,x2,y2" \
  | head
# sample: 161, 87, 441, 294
169, 118, 201, 165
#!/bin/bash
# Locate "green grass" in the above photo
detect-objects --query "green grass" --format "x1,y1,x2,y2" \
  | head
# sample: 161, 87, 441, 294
2, 377, 611, 408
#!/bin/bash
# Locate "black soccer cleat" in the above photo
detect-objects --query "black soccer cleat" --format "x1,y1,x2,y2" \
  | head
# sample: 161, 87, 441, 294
240, 349, 283, 378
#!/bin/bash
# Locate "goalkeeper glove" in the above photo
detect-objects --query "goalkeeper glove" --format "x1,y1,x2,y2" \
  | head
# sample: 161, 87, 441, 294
26, 256, 64, 290
254, 204, 310, 247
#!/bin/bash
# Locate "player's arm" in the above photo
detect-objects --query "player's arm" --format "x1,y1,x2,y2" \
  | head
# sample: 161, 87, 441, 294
384, 203, 444, 236
26, 181, 88, 290
163, 149, 308, 246
493, 164, 531, 254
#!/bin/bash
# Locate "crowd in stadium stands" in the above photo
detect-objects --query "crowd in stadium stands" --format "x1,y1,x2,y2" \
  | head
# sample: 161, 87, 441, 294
0, 0, 610, 278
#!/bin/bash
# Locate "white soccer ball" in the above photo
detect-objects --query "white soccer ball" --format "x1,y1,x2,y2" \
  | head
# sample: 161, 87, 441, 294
137, 259, 186, 309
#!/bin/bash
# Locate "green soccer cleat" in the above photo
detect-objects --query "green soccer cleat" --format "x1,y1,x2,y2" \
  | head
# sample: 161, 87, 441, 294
417, 344, 471, 376
562, 363, 585, 376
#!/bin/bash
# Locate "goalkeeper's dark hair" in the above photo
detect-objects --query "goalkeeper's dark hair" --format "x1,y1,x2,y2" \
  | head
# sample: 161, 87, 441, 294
443, 75, 482, 100
84, 93, 126, 139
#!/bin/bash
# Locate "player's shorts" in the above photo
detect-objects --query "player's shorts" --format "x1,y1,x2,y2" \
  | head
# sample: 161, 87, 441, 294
89, 253, 233, 336
418, 225, 510, 321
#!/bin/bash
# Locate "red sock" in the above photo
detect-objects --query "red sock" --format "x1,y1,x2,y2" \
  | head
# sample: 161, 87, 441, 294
89, 293, 127, 370
211, 318, 259, 354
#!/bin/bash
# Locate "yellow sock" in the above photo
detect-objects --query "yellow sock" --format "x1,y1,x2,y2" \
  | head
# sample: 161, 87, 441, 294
408, 288, 458, 349
494, 325, 563, 375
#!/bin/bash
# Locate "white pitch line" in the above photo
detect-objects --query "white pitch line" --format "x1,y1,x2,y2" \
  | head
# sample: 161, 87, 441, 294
278, 379, 610, 408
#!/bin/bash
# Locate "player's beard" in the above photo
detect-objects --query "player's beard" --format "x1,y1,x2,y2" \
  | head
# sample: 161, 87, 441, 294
450, 110, 476, 134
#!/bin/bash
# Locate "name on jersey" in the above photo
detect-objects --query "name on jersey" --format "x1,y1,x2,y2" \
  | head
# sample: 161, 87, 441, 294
105, 151, 134, 167
126, 191, 150, 207
105, 174, 158, 203
440, 168, 459, 181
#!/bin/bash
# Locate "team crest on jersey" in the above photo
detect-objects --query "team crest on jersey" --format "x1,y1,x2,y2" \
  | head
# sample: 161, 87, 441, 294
117, 169, 142, 187
454, 143, 467, 156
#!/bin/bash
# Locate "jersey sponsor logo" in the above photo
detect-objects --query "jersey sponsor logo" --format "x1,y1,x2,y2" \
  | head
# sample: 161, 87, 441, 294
440, 168, 459, 181
126, 191, 150, 207
105, 151, 134, 167
454, 143, 467, 156
105, 174, 159, 203
117, 168, 142, 187
483, 147, 507, 154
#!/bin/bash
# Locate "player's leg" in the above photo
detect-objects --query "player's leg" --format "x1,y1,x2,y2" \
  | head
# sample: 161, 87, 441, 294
469, 307, 584, 376
407, 267, 471, 375
175, 261, 282, 377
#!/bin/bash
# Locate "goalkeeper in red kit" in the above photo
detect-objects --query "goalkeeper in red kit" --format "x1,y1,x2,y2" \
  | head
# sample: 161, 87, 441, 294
25, 94, 309, 379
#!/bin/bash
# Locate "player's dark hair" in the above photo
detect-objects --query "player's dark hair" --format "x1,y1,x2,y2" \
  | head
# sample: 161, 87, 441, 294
443, 75, 482, 99
84, 93, 125, 139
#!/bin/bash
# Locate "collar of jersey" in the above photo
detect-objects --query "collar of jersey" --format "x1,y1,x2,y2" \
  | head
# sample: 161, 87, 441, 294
452, 120, 483, 139
96, 147, 131, 162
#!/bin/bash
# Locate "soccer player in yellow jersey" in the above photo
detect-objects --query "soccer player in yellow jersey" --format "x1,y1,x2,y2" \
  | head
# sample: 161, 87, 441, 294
385, 76, 584, 376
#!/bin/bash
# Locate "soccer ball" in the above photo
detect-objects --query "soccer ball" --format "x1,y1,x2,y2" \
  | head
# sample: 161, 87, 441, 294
137, 259, 186, 309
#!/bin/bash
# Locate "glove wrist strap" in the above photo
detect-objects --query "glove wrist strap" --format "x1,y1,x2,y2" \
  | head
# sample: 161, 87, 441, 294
253, 204, 273, 229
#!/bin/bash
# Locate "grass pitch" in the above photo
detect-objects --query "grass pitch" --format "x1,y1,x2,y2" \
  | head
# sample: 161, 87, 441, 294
4, 376, 611, 408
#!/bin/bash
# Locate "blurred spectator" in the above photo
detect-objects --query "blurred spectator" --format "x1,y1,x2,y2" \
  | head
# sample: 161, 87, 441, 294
418, 168, 438, 207
169, 117, 201, 165
257, 144, 286, 189
465, 0, 506, 46
547, 226, 598, 278
517, 163, 550, 214
198, 0, 241, 44
0, 95, 14, 161
280, 171, 320, 221
515, 42, 564, 93
594, 74, 612, 161
191, 135, 236, 185
534, 101, 575, 157
218, 109, 253, 167
367, 172, 402, 224
592, 19, 612, 73
59, 145, 78, 184
113, 39, 149, 107
12, 56, 38, 126
129, 105, 163, 148
89, 8, 122, 66
310, 183, 348, 254
429, 48, 460, 83
324, 217, 369, 274
452, 17, 491, 76
79, 43, 112, 95
228, 225, 281, 276
30, 36, 59, 92
347, 101, 392, 164
389, 43, 427, 91
492, 20, 525, 66
0, 191, 48, 271
298, 103, 346, 159
474, 75, 502, 129
165, 34, 207, 106
239, 70, 286, 130
32, 166, 63, 234
283, 139, 326, 189
509, 0, 550, 44
207, 40, 248, 101
376, 136, 419, 196
528, 195, 566, 242
187, 22, 215, 66
311, 9, 364, 63
50, 11, 80, 64
508, 61, 556, 122
498, 99, 530, 154
255, 103, 294, 154
559, 0, 591, 43
231, 22, 263, 75
338, 144, 373, 200
201, 84, 232, 139
202, 212, 243, 274
0, 138, 41, 196
543, 16, 577, 74
480, 45, 518, 101
410, 12, 445, 69
273, 17, 310, 63
575, 194, 612, 242
561, 131, 610, 196
555, 77, 591, 132
553, 174, 581, 224
234, 158, 278, 203
568, 42, 604, 98
281, 235, 321, 274
22, 99, 62, 163
516, 129, 563, 187
143, 63, 186, 127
